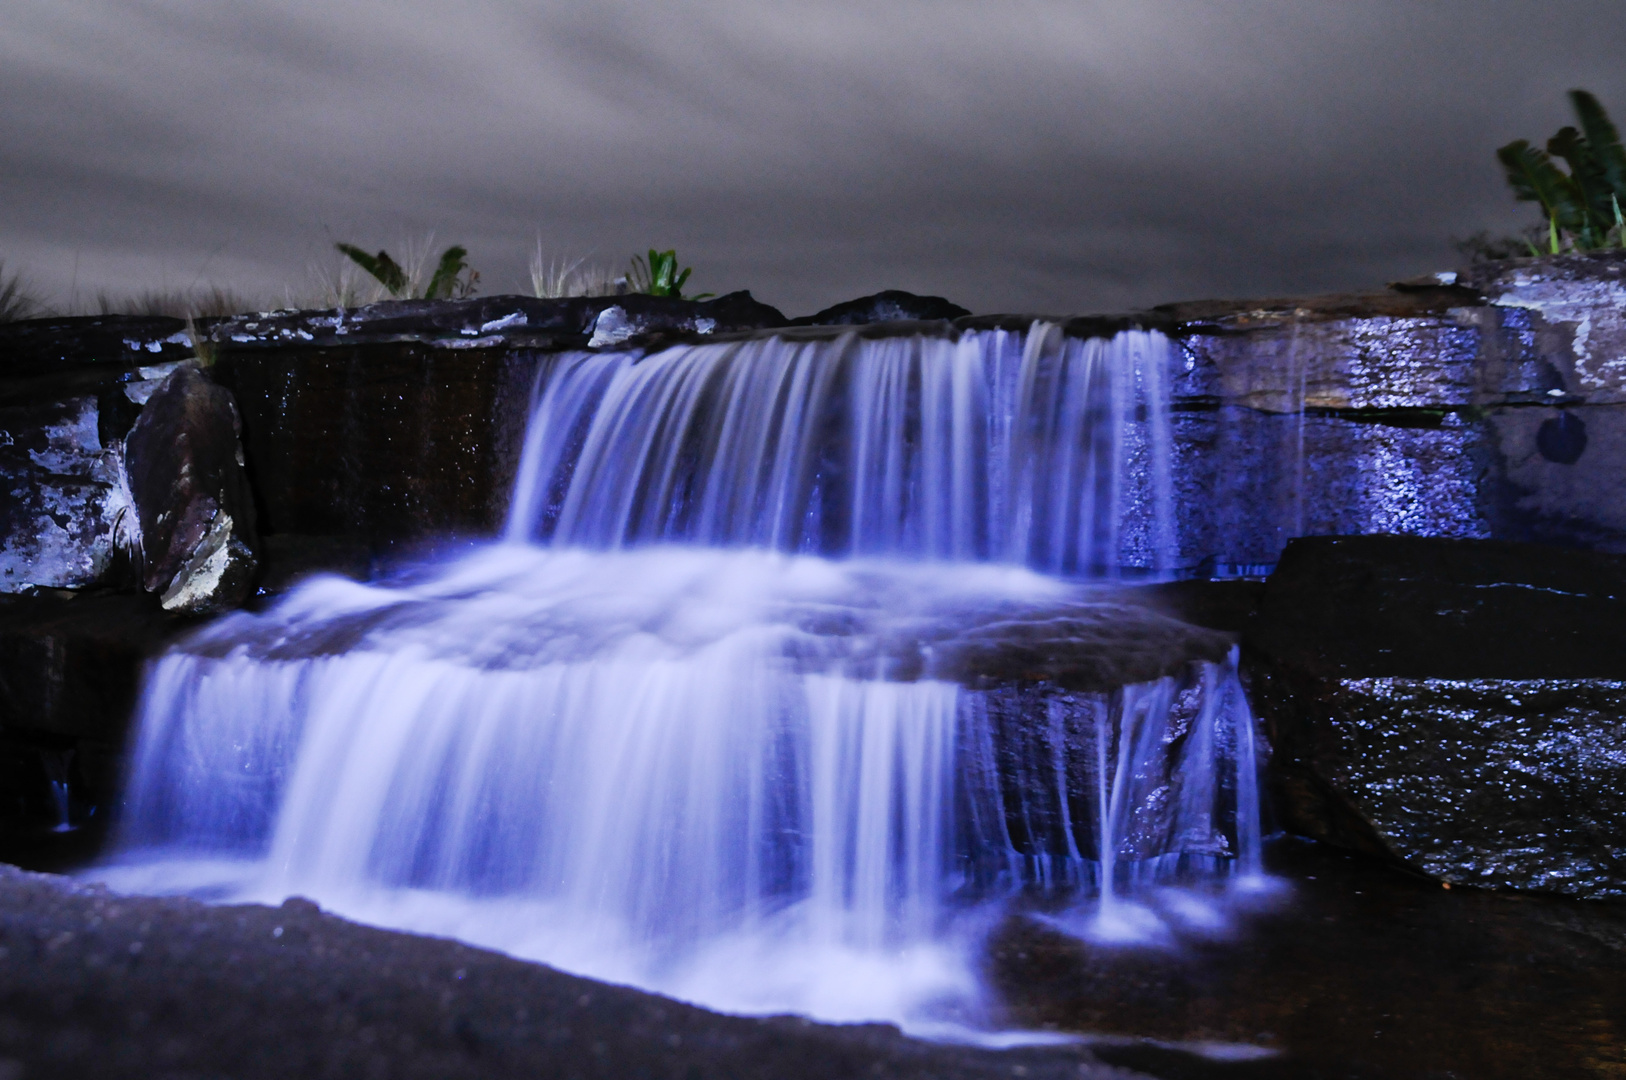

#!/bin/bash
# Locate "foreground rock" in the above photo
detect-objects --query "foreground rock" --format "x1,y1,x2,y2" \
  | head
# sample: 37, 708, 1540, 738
0, 864, 1136, 1080
1246, 534, 1626, 897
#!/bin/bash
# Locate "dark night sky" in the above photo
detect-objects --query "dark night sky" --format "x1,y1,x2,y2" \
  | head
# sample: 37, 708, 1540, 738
5, 1, 1626, 317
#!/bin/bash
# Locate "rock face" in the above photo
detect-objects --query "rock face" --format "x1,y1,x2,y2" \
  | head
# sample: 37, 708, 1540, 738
204, 292, 789, 560
210, 340, 539, 551
210, 291, 788, 352
1150, 252, 1626, 569
791, 289, 971, 326
0, 592, 191, 833
0, 316, 194, 591
124, 365, 259, 612
1246, 534, 1626, 897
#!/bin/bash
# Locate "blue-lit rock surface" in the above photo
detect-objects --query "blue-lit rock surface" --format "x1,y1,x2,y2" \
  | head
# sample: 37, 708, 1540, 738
189, 258, 1626, 575
1246, 534, 1626, 897
0, 316, 194, 591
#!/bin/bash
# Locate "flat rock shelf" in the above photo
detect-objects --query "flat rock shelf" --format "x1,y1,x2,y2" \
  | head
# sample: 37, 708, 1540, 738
0, 865, 1138, 1080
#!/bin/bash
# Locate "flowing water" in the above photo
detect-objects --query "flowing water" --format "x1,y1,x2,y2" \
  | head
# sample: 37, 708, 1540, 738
97, 326, 1267, 1037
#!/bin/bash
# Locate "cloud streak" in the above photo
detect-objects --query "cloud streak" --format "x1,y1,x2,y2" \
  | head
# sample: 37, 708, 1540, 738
4, 1, 1625, 315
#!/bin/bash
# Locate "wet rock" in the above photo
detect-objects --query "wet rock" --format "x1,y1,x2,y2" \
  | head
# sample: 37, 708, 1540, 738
586, 291, 788, 346
1485, 402, 1626, 550
1, 316, 199, 592
0, 396, 139, 591
0, 314, 193, 388
1133, 263, 1626, 566
124, 365, 258, 612
927, 601, 1235, 692
0, 864, 1134, 1080
791, 289, 971, 326
1461, 251, 1626, 402
211, 340, 539, 548
0, 591, 192, 835
209, 291, 788, 351
1245, 534, 1626, 896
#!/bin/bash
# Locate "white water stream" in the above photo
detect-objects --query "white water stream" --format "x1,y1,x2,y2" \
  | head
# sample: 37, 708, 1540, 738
97, 327, 1268, 1037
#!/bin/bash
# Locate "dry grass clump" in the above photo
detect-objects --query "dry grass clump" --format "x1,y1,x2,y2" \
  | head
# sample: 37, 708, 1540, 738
529, 242, 623, 299
89, 285, 261, 319
0, 260, 46, 322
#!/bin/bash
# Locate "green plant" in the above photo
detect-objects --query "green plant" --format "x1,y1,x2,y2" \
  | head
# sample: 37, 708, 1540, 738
1497, 90, 1626, 253
335, 241, 480, 300
627, 249, 711, 300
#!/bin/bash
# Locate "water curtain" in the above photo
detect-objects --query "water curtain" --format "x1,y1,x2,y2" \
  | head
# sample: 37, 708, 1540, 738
507, 325, 1177, 575
112, 325, 1263, 1029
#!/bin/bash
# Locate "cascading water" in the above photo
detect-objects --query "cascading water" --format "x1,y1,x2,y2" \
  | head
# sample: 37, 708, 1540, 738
506, 325, 1176, 574
100, 325, 1266, 1036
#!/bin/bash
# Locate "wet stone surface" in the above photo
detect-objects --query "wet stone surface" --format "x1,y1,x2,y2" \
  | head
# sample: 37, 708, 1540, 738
124, 365, 259, 612
0, 863, 1136, 1080
0, 591, 196, 847
989, 838, 1626, 1080
1, 316, 199, 592
1247, 534, 1626, 896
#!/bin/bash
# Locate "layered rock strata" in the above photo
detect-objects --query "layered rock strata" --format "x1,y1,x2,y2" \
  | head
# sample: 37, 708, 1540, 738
1246, 534, 1626, 897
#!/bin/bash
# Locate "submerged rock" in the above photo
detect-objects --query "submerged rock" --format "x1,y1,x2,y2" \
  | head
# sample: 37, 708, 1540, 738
1246, 534, 1626, 897
791, 289, 971, 326
124, 364, 258, 612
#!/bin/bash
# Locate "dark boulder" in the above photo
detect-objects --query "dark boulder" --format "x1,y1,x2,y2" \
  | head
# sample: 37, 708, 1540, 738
1245, 534, 1626, 896
791, 290, 971, 326
586, 291, 789, 346
124, 364, 259, 612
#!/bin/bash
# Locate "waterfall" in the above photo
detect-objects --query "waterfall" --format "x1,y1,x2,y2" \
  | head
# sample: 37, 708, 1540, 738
506, 326, 1176, 575
105, 325, 1265, 1035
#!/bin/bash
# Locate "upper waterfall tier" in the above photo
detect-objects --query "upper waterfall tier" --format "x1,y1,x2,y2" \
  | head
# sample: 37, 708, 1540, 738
505, 326, 1177, 576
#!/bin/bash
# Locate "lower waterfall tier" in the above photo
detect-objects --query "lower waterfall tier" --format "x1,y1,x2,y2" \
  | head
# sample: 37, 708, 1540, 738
106, 544, 1266, 1032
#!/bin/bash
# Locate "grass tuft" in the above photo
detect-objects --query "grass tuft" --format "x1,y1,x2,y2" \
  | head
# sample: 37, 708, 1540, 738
89, 285, 260, 320
0, 261, 46, 322
530, 243, 622, 299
